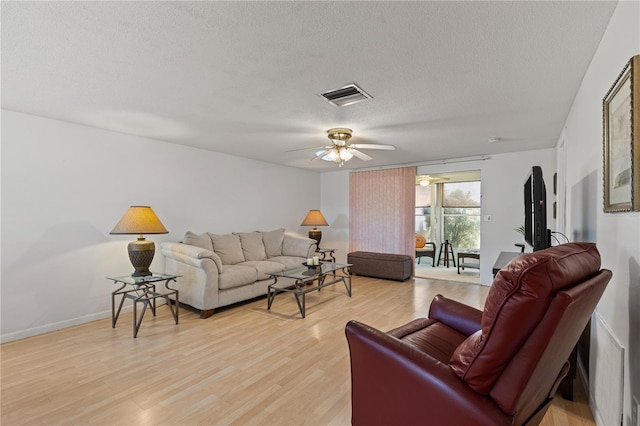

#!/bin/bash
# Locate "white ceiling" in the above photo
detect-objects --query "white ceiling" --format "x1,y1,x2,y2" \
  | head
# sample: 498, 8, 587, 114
1, 1, 617, 171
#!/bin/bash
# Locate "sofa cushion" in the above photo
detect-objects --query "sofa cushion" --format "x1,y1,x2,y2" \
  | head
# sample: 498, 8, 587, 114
210, 233, 245, 265
237, 232, 267, 261
282, 234, 314, 257
218, 265, 258, 290
239, 260, 285, 281
268, 255, 307, 270
183, 231, 214, 252
450, 242, 601, 394
261, 228, 285, 257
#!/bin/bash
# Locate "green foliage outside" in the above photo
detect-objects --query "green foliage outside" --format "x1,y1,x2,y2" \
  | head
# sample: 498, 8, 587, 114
444, 215, 480, 249
442, 188, 480, 249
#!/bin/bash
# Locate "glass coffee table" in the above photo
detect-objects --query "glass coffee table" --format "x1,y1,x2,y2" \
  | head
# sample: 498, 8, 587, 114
267, 262, 351, 318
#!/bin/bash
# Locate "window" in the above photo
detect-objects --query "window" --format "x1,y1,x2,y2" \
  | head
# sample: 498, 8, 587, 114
415, 184, 431, 241
442, 181, 481, 249
415, 172, 481, 250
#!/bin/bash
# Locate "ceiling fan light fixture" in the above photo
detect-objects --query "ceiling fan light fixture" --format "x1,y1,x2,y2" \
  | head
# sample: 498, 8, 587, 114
313, 127, 393, 167
321, 146, 353, 167
322, 149, 339, 162
339, 149, 354, 161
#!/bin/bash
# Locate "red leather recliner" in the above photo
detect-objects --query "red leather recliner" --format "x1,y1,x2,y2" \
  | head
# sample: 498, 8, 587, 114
345, 242, 611, 426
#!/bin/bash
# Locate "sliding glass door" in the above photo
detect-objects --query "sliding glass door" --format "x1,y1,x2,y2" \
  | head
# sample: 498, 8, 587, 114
415, 171, 481, 253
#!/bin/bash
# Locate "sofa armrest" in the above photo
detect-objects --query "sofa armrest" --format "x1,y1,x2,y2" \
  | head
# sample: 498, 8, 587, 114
160, 242, 222, 312
282, 233, 316, 258
345, 320, 508, 426
428, 294, 482, 336
161, 242, 223, 270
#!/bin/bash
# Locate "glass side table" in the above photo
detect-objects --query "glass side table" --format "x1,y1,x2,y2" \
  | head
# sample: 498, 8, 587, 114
315, 248, 336, 262
106, 273, 180, 338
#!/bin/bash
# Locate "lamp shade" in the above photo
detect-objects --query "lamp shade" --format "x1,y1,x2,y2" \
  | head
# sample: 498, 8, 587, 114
110, 206, 168, 235
300, 210, 329, 227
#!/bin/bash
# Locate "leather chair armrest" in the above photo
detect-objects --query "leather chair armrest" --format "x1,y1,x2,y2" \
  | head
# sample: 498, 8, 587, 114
428, 294, 482, 336
345, 320, 508, 426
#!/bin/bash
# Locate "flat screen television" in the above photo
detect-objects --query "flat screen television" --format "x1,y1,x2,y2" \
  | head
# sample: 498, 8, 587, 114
524, 166, 550, 251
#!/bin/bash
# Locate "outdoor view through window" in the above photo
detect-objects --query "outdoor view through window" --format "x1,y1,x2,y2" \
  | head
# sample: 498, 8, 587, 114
416, 174, 481, 251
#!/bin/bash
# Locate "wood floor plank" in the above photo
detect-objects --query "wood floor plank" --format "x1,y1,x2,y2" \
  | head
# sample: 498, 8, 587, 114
1, 275, 594, 425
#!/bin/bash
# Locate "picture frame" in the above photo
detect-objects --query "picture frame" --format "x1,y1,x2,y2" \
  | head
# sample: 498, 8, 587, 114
603, 54, 640, 212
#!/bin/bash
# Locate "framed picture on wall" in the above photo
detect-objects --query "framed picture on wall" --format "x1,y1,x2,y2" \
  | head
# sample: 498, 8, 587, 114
603, 54, 640, 212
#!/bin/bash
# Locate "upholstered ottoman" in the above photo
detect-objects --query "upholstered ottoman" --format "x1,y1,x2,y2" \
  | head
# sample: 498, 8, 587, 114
347, 251, 412, 281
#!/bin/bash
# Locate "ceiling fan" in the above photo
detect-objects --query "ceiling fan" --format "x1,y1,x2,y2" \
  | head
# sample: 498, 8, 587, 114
290, 128, 395, 167
416, 175, 450, 186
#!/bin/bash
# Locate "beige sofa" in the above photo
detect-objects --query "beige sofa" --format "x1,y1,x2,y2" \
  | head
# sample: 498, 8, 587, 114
161, 229, 316, 318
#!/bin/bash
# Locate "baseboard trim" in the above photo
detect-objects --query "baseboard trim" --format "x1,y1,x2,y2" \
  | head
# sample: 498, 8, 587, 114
0, 303, 148, 343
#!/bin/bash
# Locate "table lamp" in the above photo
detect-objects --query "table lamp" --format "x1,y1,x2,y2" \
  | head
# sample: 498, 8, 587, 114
300, 210, 329, 248
110, 206, 168, 277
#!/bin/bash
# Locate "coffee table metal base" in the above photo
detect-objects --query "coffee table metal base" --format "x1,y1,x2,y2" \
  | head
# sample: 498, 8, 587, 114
267, 271, 351, 318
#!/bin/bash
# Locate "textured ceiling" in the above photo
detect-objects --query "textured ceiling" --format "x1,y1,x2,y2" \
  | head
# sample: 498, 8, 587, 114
1, 1, 617, 171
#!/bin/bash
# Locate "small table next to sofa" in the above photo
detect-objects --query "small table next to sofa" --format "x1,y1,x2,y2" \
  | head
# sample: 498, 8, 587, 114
107, 272, 180, 338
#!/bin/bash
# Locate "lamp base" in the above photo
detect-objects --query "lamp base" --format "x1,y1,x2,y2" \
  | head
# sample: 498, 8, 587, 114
308, 228, 322, 249
128, 237, 155, 277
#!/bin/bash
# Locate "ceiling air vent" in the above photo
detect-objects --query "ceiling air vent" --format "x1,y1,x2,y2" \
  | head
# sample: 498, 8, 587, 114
319, 83, 372, 107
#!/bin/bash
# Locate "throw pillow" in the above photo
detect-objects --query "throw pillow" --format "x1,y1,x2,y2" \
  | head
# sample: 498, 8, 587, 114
282, 233, 313, 257
183, 231, 214, 252
261, 228, 285, 257
236, 232, 267, 261
209, 233, 245, 265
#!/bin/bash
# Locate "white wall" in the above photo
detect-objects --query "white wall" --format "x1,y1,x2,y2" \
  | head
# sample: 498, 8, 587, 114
319, 170, 351, 263
559, 1, 639, 424
1, 110, 321, 342
320, 148, 556, 285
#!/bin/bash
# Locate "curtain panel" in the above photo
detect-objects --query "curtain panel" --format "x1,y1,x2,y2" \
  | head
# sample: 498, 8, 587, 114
349, 166, 416, 258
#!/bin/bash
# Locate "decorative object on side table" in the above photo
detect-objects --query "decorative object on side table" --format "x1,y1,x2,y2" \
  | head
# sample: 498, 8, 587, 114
304, 255, 321, 268
110, 206, 168, 276
300, 209, 328, 248
603, 54, 639, 212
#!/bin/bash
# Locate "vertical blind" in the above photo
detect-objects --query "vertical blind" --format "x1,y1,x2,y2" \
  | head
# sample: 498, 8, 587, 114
349, 166, 416, 257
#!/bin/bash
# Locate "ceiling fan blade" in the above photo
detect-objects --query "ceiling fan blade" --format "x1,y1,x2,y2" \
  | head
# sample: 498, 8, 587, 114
287, 145, 329, 153
312, 149, 331, 160
350, 143, 395, 150
350, 149, 372, 161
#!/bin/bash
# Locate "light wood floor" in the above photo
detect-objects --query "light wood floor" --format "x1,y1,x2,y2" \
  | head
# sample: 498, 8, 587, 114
1, 275, 595, 425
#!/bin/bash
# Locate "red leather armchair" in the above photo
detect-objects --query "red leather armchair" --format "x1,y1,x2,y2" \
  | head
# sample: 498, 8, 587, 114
345, 243, 611, 426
